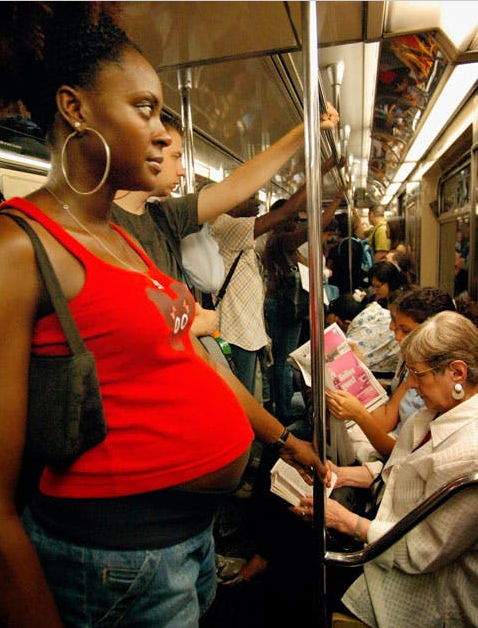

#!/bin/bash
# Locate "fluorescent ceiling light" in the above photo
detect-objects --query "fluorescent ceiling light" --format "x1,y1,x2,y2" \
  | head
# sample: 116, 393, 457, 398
0, 150, 50, 172
440, 2, 478, 51
406, 63, 478, 163
360, 41, 380, 188
385, 2, 478, 52
384, 182, 402, 198
393, 161, 416, 184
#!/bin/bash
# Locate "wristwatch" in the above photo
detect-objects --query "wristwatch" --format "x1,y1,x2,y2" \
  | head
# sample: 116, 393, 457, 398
273, 427, 291, 448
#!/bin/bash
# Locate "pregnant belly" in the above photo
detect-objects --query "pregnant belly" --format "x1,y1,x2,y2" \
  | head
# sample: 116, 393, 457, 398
174, 446, 251, 491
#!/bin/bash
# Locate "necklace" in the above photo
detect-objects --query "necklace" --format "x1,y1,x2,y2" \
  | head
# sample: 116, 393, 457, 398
45, 186, 163, 290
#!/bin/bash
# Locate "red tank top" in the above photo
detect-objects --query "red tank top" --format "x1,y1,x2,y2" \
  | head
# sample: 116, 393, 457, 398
2, 198, 253, 498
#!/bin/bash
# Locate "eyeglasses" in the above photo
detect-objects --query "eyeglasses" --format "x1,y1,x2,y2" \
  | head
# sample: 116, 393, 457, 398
406, 365, 436, 378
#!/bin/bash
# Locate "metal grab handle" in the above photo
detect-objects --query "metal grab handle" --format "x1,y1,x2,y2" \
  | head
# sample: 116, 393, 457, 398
280, 51, 346, 196
325, 472, 478, 567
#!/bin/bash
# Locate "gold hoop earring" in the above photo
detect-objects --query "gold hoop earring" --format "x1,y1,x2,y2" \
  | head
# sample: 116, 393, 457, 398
61, 126, 111, 196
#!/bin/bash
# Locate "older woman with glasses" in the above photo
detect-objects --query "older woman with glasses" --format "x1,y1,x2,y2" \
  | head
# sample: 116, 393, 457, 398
295, 310, 478, 627
325, 286, 456, 460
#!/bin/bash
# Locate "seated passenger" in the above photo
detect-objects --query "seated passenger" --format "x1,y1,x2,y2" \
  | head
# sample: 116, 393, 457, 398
367, 260, 409, 308
295, 311, 478, 628
327, 286, 456, 459
455, 294, 478, 328
386, 247, 416, 284
328, 291, 401, 378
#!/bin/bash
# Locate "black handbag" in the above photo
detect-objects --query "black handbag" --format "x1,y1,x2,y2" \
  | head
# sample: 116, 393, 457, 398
3, 213, 107, 494
277, 255, 309, 323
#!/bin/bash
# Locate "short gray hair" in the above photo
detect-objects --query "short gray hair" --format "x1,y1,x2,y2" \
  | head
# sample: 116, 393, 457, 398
401, 311, 478, 383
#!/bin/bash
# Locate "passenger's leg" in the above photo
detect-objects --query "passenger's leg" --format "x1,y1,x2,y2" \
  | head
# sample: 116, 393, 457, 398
265, 298, 303, 423
229, 345, 258, 396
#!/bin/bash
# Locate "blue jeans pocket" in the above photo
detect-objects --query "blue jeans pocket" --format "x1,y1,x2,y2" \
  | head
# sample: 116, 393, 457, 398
102, 566, 141, 591
94, 553, 159, 627
23, 509, 216, 628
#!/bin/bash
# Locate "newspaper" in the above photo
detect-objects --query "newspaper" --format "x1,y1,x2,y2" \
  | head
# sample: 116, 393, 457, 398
270, 458, 337, 506
288, 322, 387, 412
297, 260, 331, 306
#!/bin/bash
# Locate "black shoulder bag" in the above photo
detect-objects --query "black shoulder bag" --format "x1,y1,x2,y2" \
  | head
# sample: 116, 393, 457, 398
3, 213, 107, 509
276, 253, 309, 324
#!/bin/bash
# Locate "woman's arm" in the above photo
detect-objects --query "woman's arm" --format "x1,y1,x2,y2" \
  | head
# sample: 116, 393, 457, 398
0, 217, 64, 627
197, 104, 339, 223
351, 205, 366, 240
191, 335, 326, 482
291, 495, 371, 543
378, 378, 408, 433
326, 388, 397, 457
294, 455, 478, 574
329, 460, 374, 489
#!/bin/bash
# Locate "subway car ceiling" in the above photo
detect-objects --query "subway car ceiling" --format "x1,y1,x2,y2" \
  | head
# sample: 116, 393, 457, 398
1, 1, 478, 212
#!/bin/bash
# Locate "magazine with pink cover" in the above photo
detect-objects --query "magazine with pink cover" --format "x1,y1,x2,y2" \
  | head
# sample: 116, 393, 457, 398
324, 323, 387, 411
288, 323, 387, 412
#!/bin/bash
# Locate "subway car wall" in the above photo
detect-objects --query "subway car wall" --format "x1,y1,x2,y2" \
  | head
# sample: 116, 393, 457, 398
1, 4, 478, 628
1, 1, 477, 297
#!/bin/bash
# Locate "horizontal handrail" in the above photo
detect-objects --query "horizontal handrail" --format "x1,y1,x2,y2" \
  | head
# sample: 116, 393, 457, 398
325, 472, 478, 567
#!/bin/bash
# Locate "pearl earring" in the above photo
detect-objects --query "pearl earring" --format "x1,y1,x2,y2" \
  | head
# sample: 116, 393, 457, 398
452, 383, 465, 400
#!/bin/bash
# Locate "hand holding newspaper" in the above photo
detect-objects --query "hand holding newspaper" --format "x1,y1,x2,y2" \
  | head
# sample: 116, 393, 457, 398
270, 458, 337, 506
288, 322, 387, 412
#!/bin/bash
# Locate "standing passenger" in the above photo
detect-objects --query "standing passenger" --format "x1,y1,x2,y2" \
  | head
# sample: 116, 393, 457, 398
111, 111, 339, 340
263, 189, 344, 422
367, 203, 391, 262
0, 7, 324, 627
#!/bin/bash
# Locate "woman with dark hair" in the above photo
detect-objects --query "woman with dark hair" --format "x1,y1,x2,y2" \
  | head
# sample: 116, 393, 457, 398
328, 291, 401, 378
0, 5, 323, 626
367, 259, 409, 307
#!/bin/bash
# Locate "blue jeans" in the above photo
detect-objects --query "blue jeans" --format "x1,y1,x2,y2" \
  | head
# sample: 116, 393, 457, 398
229, 344, 258, 395
264, 297, 303, 422
22, 509, 216, 628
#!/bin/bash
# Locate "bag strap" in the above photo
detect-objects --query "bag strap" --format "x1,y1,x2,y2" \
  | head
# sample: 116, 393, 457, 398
214, 250, 243, 308
3, 212, 88, 355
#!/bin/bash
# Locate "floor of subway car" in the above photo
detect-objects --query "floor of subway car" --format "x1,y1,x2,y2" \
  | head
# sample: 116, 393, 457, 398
200, 393, 318, 628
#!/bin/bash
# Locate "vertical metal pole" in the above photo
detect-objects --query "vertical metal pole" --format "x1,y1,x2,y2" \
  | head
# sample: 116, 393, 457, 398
347, 199, 354, 293
177, 68, 196, 193
301, 2, 328, 625
469, 91, 478, 300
